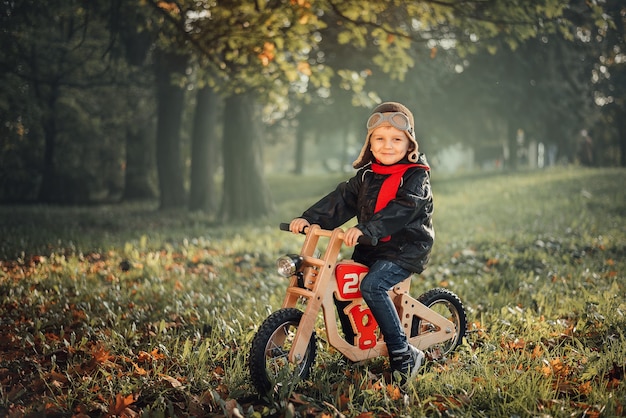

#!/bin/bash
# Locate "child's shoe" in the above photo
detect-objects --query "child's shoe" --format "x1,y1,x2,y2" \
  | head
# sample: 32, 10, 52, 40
390, 345, 424, 387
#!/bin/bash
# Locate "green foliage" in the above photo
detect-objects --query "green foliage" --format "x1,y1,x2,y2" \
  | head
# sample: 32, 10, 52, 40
147, 0, 327, 99
147, 0, 583, 101
3, 0, 623, 208
0, 0, 143, 203
1, 167, 625, 416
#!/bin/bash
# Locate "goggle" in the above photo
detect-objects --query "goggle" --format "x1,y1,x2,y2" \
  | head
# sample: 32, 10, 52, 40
366, 112, 414, 138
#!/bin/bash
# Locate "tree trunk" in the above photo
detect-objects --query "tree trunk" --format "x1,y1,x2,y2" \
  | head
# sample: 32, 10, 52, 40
506, 121, 519, 171
189, 86, 221, 212
220, 92, 273, 221
294, 118, 306, 175
123, 120, 157, 200
154, 49, 188, 209
37, 83, 60, 203
617, 112, 626, 167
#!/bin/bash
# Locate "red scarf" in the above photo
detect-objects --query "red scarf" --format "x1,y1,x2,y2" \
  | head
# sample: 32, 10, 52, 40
371, 162, 429, 241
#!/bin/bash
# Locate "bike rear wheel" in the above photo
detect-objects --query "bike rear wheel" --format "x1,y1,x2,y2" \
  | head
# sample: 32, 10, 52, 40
411, 288, 466, 358
249, 308, 317, 394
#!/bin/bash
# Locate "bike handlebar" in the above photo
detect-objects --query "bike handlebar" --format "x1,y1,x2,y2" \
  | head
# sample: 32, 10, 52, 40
279, 223, 377, 246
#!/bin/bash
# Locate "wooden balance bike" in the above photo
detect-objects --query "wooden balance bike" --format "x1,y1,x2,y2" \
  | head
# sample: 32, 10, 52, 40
249, 224, 467, 394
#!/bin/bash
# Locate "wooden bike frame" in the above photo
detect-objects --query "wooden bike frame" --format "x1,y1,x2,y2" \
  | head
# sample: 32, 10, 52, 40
281, 225, 457, 364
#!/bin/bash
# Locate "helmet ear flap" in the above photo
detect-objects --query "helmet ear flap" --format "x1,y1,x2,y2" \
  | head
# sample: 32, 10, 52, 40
408, 137, 419, 161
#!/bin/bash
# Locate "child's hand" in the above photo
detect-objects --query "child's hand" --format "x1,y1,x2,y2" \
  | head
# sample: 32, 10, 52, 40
289, 218, 310, 234
343, 227, 363, 247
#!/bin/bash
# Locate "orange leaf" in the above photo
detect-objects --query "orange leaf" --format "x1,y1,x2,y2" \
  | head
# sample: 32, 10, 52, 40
150, 348, 165, 360
157, 1, 179, 14
297, 61, 312, 76
502, 337, 526, 350
578, 381, 593, 395
258, 42, 276, 66
110, 393, 136, 415
215, 383, 229, 398
607, 377, 621, 389
386, 384, 402, 400
485, 258, 499, 267
338, 392, 350, 409
371, 380, 384, 391
213, 365, 225, 376
291, 0, 311, 7
133, 363, 147, 376
92, 345, 113, 363
298, 12, 310, 24
137, 350, 152, 363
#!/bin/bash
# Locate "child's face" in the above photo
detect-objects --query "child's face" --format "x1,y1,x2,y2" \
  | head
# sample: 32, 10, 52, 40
369, 126, 411, 165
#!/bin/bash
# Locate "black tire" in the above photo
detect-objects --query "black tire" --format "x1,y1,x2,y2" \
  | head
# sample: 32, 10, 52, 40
411, 288, 467, 358
249, 308, 317, 394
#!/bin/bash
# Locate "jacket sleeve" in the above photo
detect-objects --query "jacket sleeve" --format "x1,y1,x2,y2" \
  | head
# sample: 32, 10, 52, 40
300, 173, 362, 229
357, 168, 432, 240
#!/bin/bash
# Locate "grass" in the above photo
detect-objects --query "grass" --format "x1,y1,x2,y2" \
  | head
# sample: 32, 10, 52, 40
0, 166, 625, 417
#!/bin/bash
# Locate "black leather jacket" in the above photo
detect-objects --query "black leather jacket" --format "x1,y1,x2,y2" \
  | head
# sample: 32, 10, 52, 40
301, 154, 434, 273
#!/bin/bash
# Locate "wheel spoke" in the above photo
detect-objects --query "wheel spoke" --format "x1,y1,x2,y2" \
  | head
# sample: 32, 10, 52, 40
412, 289, 467, 358
250, 308, 317, 394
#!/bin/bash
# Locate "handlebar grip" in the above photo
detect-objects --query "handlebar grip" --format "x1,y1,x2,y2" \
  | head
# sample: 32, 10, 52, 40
279, 222, 377, 246
279, 222, 308, 235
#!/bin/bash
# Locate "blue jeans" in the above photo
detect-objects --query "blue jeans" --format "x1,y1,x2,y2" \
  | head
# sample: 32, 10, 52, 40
360, 260, 411, 354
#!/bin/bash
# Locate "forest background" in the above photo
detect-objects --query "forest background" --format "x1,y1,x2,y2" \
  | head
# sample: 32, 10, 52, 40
2, 1, 626, 417
1, 0, 625, 222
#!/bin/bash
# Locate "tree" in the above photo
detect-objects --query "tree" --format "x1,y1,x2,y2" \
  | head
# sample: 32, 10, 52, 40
145, 0, 328, 218
121, 83, 158, 201
584, 0, 626, 166
189, 86, 221, 213
221, 92, 273, 221
284, 1, 582, 172
136, 0, 589, 217
0, 0, 142, 203
154, 49, 189, 209
433, 33, 596, 168
2, 0, 614, 209
116, 4, 159, 200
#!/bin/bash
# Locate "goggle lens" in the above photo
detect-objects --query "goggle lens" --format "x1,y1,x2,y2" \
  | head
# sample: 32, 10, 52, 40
366, 112, 412, 136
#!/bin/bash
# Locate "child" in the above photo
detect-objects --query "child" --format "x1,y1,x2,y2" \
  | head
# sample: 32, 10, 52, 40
289, 101, 434, 386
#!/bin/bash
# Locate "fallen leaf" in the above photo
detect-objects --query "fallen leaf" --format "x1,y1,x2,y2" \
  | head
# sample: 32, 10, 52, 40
160, 374, 182, 388
109, 393, 136, 416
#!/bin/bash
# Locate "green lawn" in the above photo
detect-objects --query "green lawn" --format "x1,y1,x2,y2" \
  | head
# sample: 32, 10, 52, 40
1, 167, 625, 417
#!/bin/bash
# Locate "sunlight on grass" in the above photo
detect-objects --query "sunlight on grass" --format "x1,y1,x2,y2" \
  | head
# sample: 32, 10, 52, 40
0, 167, 624, 417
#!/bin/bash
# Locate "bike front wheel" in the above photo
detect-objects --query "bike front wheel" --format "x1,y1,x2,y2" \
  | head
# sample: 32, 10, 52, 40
249, 308, 317, 394
411, 288, 467, 358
